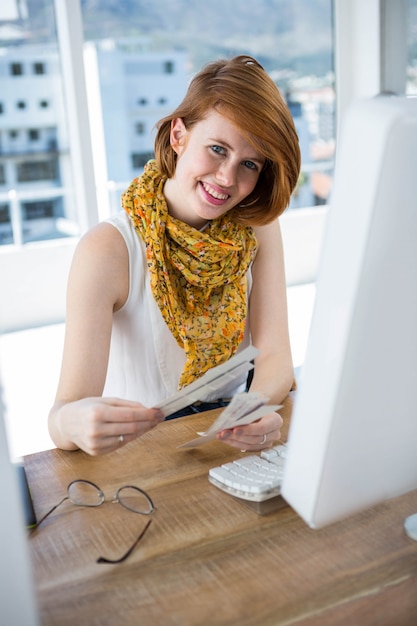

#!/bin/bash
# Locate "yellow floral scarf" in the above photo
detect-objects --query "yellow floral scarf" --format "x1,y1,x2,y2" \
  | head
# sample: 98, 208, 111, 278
122, 160, 258, 388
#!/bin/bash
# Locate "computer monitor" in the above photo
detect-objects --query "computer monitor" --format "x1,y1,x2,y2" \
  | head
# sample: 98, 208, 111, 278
281, 95, 417, 528
0, 380, 39, 624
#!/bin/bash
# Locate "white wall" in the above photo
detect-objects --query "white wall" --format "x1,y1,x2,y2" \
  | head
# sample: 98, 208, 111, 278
281, 206, 327, 286
0, 239, 76, 333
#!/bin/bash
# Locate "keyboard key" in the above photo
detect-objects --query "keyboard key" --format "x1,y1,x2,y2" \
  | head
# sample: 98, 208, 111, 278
261, 444, 288, 463
208, 448, 286, 502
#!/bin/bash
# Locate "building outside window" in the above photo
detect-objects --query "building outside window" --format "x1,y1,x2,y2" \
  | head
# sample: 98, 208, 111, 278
0, 3, 80, 247
1, 0, 337, 245
80, 1, 335, 214
0, 1, 415, 246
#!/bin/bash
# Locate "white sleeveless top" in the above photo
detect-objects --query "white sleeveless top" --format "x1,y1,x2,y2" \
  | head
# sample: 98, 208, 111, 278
103, 211, 252, 407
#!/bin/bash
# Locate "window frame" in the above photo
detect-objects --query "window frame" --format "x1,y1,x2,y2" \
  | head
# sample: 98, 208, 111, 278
52, 0, 408, 285
0, 0, 410, 333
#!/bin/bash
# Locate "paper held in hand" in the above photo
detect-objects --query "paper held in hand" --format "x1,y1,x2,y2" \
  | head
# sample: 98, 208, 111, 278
153, 345, 280, 448
177, 391, 281, 448
154, 345, 260, 417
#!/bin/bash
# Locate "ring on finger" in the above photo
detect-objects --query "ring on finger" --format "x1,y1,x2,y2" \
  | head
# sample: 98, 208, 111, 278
260, 433, 267, 445
118, 434, 124, 444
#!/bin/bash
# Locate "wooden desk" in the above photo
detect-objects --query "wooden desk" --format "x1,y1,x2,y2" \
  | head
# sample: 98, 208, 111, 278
26, 396, 417, 626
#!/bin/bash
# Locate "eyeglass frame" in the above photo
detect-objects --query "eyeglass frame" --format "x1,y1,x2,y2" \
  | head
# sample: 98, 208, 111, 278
31, 479, 155, 564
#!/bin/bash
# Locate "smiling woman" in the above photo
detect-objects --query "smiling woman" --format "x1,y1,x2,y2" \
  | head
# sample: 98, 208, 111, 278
0, 3, 415, 623
162, 112, 265, 228
47, 55, 300, 457
156, 56, 300, 227
1, 0, 411, 458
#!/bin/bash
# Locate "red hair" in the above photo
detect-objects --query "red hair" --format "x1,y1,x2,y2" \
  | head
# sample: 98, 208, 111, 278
154, 56, 301, 225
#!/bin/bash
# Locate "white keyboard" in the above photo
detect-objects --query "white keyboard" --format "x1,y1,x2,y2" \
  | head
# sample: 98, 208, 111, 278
208, 444, 287, 502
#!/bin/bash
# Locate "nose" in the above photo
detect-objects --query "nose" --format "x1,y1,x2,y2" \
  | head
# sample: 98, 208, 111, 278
215, 160, 237, 187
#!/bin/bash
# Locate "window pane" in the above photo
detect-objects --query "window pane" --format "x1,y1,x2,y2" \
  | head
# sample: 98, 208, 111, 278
80, 0, 334, 214
0, 0, 81, 245
408, 0, 417, 94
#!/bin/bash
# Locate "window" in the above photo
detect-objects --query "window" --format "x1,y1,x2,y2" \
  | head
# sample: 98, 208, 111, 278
1, 1, 411, 310
408, 0, 417, 94
0, 0, 90, 248
0, 203, 10, 223
33, 62, 46, 75
0, 103, 4, 114
17, 159, 58, 183
80, 1, 334, 213
0, 164, 6, 185
28, 129, 40, 141
0, 203, 12, 244
132, 152, 154, 169
22, 200, 55, 220
10, 62, 23, 76
164, 61, 174, 74
135, 122, 145, 135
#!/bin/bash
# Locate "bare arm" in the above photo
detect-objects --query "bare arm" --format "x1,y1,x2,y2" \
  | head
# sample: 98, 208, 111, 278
248, 218, 294, 401
216, 218, 293, 450
48, 223, 163, 455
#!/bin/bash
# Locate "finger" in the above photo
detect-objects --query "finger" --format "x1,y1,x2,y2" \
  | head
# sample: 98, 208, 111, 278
216, 421, 281, 451
103, 411, 164, 438
82, 431, 136, 456
228, 434, 277, 451
78, 412, 162, 455
100, 403, 164, 424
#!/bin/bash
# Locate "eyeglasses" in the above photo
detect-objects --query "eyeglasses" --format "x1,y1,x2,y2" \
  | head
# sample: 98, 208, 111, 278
32, 479, 155, 564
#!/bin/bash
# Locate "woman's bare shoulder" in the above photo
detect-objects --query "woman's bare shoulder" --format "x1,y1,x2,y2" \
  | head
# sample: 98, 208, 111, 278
69, 221, 130, 310
76, 220, 128, 254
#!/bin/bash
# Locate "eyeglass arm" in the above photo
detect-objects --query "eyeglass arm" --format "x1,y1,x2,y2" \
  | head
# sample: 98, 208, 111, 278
31, 495, 70, 530
96, 519, 153, 564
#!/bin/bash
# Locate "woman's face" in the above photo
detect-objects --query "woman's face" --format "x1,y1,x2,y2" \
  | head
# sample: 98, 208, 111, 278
163, 109, 265, 229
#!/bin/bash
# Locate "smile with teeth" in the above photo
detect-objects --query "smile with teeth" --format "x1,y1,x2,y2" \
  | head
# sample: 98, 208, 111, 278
201, 181, 229, 201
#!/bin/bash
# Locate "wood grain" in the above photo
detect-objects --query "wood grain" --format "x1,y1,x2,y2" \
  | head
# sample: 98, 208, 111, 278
25, 394, 417, 625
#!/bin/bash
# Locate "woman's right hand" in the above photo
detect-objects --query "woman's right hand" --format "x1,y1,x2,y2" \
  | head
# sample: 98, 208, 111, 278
49, 397, 165, 456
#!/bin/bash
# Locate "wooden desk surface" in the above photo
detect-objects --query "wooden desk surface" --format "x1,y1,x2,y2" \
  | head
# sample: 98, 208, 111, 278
25, 396, 417, 626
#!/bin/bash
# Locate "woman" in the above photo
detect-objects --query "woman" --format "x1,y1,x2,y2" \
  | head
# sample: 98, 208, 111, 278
48, 55, 300, 456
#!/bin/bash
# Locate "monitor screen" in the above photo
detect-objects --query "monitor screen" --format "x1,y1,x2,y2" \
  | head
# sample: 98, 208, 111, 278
0, 381, 39, 623
281, 95, 417, 528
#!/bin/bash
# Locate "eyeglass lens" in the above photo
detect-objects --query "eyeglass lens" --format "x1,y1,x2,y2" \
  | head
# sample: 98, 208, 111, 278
68, 480, 104, 506
115, 485, 154, 514
66, 480, 154, 515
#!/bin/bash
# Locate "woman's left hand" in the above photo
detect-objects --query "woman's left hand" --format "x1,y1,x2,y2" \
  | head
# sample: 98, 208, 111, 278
215, 411, 283, 451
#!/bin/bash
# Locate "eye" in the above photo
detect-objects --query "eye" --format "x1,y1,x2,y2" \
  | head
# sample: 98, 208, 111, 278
243, 160, 258, 171
210, 145, 226, 155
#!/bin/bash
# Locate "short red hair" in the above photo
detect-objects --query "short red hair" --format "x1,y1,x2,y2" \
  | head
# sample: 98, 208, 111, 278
154, 55, 301, 226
